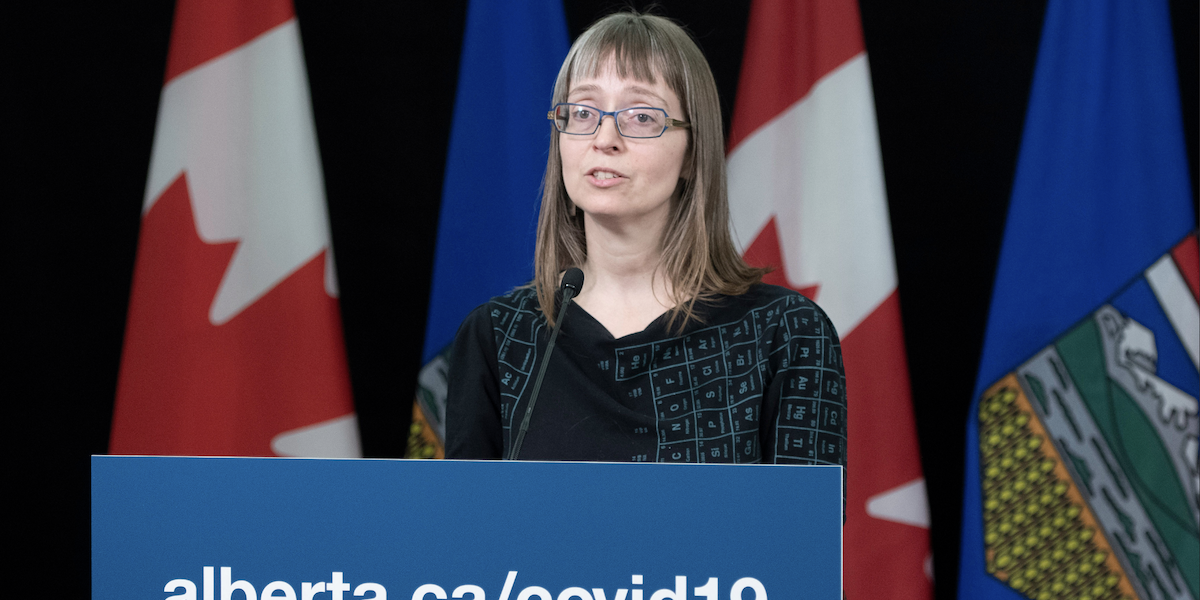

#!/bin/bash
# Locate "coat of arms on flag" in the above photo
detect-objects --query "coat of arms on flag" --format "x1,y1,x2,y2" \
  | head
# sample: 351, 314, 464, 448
976, 234, 1199, 600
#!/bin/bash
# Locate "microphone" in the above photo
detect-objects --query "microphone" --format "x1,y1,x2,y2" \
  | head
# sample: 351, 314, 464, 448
508, 267, 584, 460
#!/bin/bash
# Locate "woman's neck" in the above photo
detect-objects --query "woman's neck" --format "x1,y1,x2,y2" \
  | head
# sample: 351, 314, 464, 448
573, 212, 675, 338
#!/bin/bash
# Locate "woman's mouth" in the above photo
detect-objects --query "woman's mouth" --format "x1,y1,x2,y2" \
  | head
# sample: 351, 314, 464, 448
587, 169, 626, 187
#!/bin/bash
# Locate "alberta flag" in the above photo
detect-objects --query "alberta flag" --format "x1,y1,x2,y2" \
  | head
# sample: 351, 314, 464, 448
407, 0, 569, 458
958, 1, 1199, 599
111, 0, 359, 457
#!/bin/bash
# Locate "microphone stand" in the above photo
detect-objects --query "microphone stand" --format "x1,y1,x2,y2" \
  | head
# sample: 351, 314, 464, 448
508, 268, 584, 460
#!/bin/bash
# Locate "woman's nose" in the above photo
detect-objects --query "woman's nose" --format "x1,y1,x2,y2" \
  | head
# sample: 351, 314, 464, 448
593, 114, 623, 149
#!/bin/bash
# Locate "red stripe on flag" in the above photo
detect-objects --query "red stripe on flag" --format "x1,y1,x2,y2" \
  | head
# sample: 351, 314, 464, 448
729, 3, 932, 595
841, 291, 933, 599
111, 175, 354, 456
727, 0, 865, 152
164, 0, 294, 83
1171, 233, 1199, 301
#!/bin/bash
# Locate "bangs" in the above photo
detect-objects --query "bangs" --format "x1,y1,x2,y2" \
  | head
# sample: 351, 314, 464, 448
563, 15, 686, 105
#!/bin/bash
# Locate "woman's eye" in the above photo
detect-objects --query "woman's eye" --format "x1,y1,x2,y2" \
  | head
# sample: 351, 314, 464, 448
626, 110, 660, 125
572, 108, 593, 120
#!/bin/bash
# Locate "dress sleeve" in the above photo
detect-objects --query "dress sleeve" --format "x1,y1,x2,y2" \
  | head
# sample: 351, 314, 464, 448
444, 303, 504, 459
765, 296, 847, 469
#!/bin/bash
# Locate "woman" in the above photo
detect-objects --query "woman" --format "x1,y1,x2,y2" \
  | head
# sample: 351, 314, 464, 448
445, 11, 846, 467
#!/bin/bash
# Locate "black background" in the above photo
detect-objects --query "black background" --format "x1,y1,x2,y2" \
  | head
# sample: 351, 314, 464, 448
8, 1, 1197, 597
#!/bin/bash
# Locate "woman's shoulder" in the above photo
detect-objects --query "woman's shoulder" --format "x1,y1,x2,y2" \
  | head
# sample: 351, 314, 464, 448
742, 282, 809, 303
461, 285, 543, 325
706, 283, 839, 337
488, 285, 540, 308
711, 282, 818, 311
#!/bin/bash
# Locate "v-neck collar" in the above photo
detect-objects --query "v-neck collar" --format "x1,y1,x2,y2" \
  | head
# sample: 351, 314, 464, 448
565, 300, 675, 342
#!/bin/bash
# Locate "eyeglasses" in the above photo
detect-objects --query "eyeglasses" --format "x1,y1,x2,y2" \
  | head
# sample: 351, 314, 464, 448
548, 103, 690, 139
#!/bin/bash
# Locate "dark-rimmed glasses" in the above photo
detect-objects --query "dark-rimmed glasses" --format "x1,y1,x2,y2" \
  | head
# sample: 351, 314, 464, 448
548, 103, 690, 139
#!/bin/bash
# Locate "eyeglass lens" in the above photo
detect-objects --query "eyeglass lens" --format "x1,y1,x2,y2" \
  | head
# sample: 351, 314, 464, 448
555, 105, 667, 138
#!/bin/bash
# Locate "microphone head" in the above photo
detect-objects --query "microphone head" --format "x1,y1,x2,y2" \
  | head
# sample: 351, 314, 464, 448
562, 267, 584, 294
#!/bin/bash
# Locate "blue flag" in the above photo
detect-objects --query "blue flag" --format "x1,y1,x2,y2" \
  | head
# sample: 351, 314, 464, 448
408, 0, 569, 457
422, 0, 570, 364
958, 0, 1199, 599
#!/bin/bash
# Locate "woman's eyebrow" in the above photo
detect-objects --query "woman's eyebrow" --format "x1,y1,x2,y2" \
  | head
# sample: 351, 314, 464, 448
567, 83, 601, 98
623, 84, 667, 106
567, 83, 668, 106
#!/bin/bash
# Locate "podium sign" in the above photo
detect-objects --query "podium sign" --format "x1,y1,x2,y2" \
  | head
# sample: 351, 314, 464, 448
93, 457, 842, 599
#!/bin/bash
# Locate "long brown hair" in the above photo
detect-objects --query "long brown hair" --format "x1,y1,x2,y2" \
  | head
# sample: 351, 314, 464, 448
534, 11, 764, 329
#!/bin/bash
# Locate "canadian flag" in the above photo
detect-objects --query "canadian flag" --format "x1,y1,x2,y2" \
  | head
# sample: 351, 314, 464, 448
728, 1, 932, 598
110, 0, 360, 458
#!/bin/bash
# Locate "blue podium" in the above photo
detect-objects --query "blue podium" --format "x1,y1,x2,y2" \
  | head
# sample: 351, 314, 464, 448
93, 457, 842, 599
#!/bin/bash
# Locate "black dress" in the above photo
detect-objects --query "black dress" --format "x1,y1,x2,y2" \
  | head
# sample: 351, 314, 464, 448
445, 284, 846, 467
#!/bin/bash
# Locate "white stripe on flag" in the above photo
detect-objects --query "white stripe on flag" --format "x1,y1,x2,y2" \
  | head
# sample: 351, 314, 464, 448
145, 20, 334, 325
865, 477, 931, 528
1146, 254, 1200, 369
271, 414, 362, 458
728, 54, 895, 334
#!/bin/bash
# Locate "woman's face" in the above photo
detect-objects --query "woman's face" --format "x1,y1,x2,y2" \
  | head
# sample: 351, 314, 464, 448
559, 64, 689, 228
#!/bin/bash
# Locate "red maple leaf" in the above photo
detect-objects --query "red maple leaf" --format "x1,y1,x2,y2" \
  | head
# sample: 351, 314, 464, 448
111, 173, 354, 456
742, 216, 821, 300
